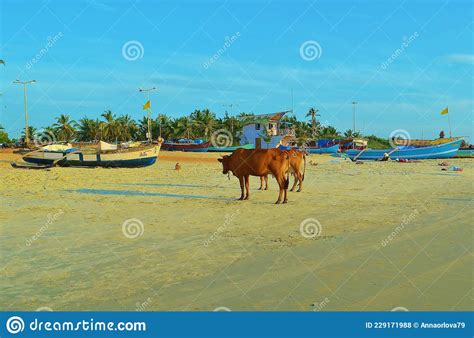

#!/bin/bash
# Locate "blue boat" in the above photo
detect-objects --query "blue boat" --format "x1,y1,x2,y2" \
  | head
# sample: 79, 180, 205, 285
346, 139, 463, 160
307, 144, 340, 154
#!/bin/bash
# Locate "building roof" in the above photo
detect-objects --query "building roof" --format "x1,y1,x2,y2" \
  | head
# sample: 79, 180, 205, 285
240, 111, 290, 126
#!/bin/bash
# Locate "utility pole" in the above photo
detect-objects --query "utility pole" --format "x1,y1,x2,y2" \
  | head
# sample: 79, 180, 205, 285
139, 87, 157, 143
222, 103, 239, 133
352, 101, 357, 133
13, 79, 36, 148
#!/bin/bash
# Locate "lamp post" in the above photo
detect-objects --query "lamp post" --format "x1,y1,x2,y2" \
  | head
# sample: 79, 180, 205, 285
351, 101, 357, 133
139, 87, 157, 143
13, 79, 36, 148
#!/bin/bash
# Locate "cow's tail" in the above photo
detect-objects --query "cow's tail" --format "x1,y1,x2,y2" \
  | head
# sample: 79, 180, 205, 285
302, 154, 306, 181
285, 153, 290, 189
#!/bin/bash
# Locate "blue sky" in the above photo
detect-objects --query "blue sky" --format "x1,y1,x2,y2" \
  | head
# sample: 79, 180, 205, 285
0, 0, 472, 140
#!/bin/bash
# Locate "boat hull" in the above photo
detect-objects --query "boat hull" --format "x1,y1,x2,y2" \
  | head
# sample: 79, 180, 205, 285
162, 141, 210, 152
346, 139, 463, 160
23, 146, 160, 168
208, 144, 254, 152
455, 148, 473, 158
307, 144, 340, 154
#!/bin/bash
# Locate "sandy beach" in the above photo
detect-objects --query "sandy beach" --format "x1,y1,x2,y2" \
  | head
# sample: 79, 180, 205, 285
0, 150, 472, 311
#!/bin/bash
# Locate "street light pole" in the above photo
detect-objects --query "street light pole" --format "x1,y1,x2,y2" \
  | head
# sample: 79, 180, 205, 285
352, 101, 357, 133
139, 87, 157, 143
13, 79, 36, 148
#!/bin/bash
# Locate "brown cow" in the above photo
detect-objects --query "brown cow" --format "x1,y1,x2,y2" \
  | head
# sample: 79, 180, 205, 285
259, 149, 306, 192
218, 148, 290, 204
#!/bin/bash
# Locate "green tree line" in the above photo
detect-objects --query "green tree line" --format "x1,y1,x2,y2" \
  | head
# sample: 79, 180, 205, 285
1, 107, 391, 148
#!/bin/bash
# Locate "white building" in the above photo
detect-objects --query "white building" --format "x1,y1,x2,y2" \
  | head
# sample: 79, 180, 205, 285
239, 111, 295, 149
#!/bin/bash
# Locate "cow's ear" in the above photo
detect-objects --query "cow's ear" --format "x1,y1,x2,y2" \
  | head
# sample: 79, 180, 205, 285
217, 158, 223, 163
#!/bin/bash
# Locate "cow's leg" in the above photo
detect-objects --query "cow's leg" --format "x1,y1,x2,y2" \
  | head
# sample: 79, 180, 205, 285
244, 175, 250, 200
238, 176, 245, 200
297, 172, 303, 192
290, 173, 298, 192
275, 175, 285, 204
258, 176, 264, 190
264, 175, 268, 190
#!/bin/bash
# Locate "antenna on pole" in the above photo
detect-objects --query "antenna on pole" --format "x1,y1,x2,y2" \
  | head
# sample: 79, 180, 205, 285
291, 88, 294, 114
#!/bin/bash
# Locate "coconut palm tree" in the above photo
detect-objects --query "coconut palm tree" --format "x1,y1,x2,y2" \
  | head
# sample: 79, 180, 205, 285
305, 107, 319, 137
320, 126, 340, 138
53, 114, 76, 141
77, 118, 101, 142
100, 110, 118, 141
175, 117, 194, 139
117, 114, 137, 141
21, 126, 37, 144
196, 109, 217, 139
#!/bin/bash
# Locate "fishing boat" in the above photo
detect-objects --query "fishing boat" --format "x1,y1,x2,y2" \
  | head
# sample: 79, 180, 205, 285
161, 139, 210, 152
21, 144, 80, 165
19, 142, 160, 168
306, 144, 340, 154
208, 144, 254, 152
346, 139, 463, 160
455, 147, 473, 158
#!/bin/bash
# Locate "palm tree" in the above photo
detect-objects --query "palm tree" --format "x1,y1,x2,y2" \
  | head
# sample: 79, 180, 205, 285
320, 126, 340, 138
117, 114, 137, 141
53, 114, 76, 141
196, 109, 217, 139
344, 129, 354, 138
100, 110, 118, 142
175, 117, 194, 139
21, 126, 37, 141
305, 108, 319, 137
77, 117, 101, 142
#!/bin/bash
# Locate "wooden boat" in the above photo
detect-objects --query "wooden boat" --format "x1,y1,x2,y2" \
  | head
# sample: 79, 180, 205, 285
455, 148, 473, 158
21, 143, 160, 168
306, 144, 340, 154
208, 144, 254, 152
346, 139, 463, 160
161, 140, 210, 152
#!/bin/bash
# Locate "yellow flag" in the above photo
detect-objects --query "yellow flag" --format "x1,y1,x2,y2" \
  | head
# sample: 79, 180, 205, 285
143, 100, 151, 110
440, 107, 448, 115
